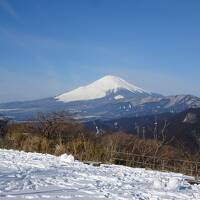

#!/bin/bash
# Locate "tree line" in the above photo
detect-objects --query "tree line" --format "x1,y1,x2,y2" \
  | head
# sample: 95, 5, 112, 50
0, 112, 199, 175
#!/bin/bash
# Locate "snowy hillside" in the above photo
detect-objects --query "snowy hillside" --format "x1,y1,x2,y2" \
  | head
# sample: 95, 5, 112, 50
55, 75, 150, 102
0, 149, 199, 199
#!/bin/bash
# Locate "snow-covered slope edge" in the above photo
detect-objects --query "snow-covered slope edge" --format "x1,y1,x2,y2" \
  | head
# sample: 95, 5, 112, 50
55, 75, 151, 102
0, 149, 199, 199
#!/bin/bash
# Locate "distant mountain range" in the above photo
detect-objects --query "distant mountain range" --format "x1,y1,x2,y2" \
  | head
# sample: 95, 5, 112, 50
85, 108, 200, 152
1, 75, 200, 121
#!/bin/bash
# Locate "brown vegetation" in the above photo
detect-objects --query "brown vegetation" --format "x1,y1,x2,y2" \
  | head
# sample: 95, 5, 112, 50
0, 112, 199, 176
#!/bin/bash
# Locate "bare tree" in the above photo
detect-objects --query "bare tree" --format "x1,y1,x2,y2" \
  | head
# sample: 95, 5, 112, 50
142, 126, 146, 140
34, 112, 74, 140
0, 117, 8, 138
153, 119, 174, 160
135, 122, 140, 138
153, 117, 158, 140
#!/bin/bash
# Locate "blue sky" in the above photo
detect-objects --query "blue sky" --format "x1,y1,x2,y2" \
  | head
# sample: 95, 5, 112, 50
0, 0, 200, 102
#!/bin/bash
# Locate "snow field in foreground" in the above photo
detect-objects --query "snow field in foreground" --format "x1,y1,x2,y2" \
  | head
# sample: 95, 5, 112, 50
0, 149, 199, 199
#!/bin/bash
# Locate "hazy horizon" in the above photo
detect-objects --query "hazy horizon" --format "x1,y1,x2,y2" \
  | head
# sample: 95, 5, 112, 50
1, 0, 200, 102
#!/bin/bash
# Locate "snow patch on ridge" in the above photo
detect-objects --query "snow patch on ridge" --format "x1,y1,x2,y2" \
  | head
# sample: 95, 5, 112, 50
55, 75, 150, 103
114, 95, 124, 100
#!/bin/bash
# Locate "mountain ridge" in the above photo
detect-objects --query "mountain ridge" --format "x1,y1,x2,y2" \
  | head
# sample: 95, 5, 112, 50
0, 75, 200, 121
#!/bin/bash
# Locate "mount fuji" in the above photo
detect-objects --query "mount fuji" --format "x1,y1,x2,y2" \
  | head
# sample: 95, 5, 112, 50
1, 75, 200, 121
55, 75, 152, 103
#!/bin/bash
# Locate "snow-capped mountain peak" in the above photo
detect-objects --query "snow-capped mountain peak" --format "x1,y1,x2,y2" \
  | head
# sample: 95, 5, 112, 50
55, 75, 150, 103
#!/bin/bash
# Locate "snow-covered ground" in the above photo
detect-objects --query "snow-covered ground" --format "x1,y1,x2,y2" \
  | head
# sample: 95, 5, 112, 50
0, 149, 199, 199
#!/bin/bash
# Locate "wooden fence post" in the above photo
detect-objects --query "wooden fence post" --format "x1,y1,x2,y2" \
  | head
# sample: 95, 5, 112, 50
162, 160, 165, 171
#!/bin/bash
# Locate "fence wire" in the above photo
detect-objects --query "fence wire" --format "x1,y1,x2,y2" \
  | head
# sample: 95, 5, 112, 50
111, 151, 200, 178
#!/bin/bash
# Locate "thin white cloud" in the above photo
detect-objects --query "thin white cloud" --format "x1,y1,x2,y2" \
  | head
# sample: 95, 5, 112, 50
0, 0, 19, 20
0, 26, 64, 49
